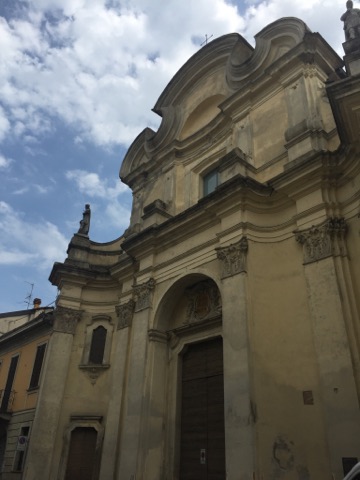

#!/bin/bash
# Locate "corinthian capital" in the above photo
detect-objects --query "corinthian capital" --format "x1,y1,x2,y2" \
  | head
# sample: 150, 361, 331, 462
132, 278, 156, 312
295, 218, 347, 264
116, 299, 135, 329
53, 306, 82, 334
216, 237, 248, 279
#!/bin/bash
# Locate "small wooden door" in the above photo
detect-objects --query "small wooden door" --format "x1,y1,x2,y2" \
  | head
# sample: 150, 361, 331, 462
64, 427, 97, 480
180, 337, 225, 480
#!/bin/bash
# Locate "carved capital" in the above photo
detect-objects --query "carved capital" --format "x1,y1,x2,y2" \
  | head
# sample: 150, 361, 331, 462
53, 306, 82, 334
216, 237, 248, 278
295, 218, 348, 264
185, 280, 222, 324
115, 299, 135, 330
148, 329, 167, 343
133, 278, 156, 312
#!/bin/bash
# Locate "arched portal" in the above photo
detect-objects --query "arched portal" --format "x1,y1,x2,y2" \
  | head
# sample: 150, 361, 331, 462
146, 274, 225, 480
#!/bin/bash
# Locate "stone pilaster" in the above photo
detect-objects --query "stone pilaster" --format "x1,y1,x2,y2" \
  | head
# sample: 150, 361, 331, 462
217, 238, 255, 480
116, 280, 155, 480
139, 330, 168, 480
295, 220, 360, 478
99, 300, 135, 480
23, 307, 81, 480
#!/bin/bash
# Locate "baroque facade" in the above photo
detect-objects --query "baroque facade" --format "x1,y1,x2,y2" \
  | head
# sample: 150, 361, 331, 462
22, 11, 360, 480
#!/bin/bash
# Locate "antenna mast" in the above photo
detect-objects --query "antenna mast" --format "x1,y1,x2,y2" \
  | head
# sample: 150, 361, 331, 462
24, 282, 35, 309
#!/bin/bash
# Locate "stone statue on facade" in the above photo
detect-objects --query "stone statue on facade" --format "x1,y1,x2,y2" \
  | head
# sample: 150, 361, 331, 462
341, 0, 360, 40
78, 204, 91, 235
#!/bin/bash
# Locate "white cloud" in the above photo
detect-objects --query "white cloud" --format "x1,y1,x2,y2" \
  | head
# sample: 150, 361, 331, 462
0, 201, 68, 268
0, 154, 12, 169
104, 200, 131, 230
66, 169, 129, 199
0, 0, 348, 151
65, 170, 131, 231
13, 187, 29, 195
0, 107, 10, 142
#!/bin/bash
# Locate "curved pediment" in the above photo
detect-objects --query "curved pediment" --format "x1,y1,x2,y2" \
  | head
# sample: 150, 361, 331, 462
120, 17, 324, 188
148, 33, 253, 153
119, 127, 155, 185
226, 17, 310, 89
121, 34, 253, 185
179, 94, 226, 140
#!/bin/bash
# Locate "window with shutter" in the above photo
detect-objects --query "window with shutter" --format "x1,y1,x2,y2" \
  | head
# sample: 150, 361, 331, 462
29, 344, 46, 389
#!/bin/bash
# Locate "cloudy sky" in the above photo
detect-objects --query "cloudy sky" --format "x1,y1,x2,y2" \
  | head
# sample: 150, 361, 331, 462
0, 0, 350, 312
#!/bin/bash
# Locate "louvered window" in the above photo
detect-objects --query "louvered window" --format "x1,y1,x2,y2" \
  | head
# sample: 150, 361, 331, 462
29, 344, 46, 389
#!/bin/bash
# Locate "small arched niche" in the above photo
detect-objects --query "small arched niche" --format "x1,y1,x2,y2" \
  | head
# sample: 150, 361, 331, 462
179, 95, 225, 141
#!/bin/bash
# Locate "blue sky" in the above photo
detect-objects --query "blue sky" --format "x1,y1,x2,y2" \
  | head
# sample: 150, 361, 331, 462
0, 0, 349, 312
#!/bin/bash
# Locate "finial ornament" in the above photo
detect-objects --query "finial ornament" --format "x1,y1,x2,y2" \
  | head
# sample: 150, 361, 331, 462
341, 0, 360, 40
78, 204, 91, 235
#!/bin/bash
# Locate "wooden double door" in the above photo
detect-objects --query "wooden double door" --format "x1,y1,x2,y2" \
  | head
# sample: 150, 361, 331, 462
180, 337, 225, 480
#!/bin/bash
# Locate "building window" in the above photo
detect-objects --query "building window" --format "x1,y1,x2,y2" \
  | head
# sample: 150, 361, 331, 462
203, 169, 219, 196
1, 355, 18, 412
89, 326, 107, 365
79, 316, 113, 382
29, 344, 46, 389
13, 425, 29, 472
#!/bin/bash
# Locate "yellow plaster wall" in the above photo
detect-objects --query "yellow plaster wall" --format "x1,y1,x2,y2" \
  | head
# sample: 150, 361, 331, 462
248, 238, 329, 478
0, 333, 50, 412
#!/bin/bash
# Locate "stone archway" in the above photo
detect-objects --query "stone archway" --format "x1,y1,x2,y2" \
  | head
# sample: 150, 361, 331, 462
145, 274, 224, 480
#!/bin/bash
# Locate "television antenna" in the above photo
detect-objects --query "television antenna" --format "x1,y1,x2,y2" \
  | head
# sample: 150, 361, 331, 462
24, 282, 35, 309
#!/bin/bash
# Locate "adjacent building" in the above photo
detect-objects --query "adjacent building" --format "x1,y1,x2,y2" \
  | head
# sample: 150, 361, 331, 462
18, 9, 360, 480
0, 304, 52, 479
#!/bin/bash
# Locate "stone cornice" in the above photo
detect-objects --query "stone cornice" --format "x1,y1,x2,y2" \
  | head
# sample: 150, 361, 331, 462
120, 174, 273, 258
326, 73, 360, 145
268, 146, 360, 200
49, 261, 112, 288
0, 313, 53, 351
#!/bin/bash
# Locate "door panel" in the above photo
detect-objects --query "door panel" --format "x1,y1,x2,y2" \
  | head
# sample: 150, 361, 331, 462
180, 337, 225, 480
64, 427, 97, 480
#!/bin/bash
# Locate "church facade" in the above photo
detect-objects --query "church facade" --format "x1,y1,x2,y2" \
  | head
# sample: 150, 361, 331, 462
22, 12, 360, 480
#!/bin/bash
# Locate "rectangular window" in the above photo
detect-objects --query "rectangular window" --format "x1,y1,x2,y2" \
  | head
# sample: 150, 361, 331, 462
1, 355, 19, 412
13, 426, 29, 472
29, 344, 46, 389
89, 327, 107, 365
203, 169, 219, 196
